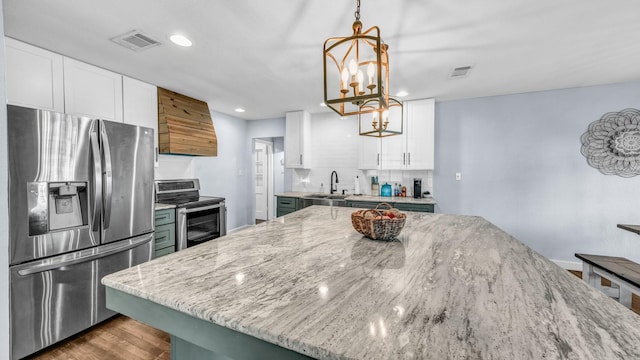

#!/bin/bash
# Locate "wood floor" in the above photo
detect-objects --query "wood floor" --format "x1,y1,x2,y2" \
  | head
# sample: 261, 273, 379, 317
28, 315, 170, 360
26, 270, 640, 359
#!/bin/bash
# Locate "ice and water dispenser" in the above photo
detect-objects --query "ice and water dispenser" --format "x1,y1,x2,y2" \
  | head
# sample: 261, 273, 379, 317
27, 181, 88, 235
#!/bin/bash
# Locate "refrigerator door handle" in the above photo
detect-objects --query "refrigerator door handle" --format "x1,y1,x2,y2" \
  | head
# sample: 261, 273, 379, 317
90, 130, 102, 231
16, 233, 153, 276
101, 124, 113, 229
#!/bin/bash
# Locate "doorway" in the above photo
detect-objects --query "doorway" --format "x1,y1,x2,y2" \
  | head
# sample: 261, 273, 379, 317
254, 139, 273, 223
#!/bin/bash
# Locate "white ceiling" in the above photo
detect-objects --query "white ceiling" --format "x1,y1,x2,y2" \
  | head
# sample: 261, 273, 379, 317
3, 0, 640, 120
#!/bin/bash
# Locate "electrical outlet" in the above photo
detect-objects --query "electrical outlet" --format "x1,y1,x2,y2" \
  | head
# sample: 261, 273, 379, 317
455, 172, 461, 181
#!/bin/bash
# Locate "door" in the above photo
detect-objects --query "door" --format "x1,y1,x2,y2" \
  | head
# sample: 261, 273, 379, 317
10, 234, 152, 360
358, 136, 380, 169
123, 76, 159, 167
100, 120, 154, 244
254, 140, 271, 221
63, 57, 123, 122
405, 98, 435, 169
7, 105, 98, 265
5, 38, 64, 112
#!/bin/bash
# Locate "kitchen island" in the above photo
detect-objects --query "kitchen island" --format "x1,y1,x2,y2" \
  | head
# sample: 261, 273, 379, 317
103, 206, 640, 359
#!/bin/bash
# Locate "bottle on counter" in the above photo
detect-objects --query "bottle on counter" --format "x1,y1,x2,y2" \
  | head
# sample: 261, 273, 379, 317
320, 183, 324, 193
401, 185, 407, 197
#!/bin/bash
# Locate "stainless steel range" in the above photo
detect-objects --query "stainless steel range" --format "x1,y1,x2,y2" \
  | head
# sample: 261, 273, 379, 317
155, 179, 226, 250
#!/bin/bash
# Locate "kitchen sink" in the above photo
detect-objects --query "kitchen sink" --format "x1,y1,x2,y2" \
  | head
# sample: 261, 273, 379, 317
301, 194, 347, 208
326, 194, 348, 200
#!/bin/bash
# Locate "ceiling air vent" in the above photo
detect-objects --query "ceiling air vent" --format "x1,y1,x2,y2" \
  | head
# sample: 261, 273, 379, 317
449, 65, 473, 79
111, 30, 160, 51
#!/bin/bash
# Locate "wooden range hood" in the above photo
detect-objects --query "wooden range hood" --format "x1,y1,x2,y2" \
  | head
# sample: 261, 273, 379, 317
157, 87, 218, 156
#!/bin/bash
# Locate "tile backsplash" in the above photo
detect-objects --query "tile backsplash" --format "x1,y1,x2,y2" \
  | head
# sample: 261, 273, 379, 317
291, 168, 433, 197
155, 154, 195, 180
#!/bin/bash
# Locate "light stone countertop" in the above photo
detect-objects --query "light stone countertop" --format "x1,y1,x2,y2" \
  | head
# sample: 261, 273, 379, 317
103, 206, 640, 359
154, 203, 176, 210
276, 192, 437, 205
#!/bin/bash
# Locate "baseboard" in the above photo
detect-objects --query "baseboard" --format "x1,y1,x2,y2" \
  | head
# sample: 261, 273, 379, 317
551, 259, 582, 271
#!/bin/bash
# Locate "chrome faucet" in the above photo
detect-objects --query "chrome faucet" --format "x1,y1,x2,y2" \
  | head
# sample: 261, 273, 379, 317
330, 171, 339, 194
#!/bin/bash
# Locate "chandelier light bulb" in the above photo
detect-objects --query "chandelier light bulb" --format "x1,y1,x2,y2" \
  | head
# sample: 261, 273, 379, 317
367, 63, 375, 84
341, 68, 349, 88
382, 109, 389, 121
349, 59, 358, 75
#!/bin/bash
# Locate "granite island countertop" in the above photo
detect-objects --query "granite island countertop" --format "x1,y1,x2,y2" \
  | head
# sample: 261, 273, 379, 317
276, 192, 437, 205
103, 206, 640, 359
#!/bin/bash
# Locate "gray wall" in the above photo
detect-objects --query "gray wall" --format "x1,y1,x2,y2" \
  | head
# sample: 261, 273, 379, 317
194, 110, 251, 230
194, 114, 286, 229
0, 2, 9, 356
434, 81, 640, 264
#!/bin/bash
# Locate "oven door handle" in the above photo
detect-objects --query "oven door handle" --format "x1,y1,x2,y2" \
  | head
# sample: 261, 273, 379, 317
180, 203, 225, 214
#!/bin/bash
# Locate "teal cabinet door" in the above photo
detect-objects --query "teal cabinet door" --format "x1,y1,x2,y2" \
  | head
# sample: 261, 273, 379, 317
154, 209, 176, 258
393, 203, 434, 213
277, 196, 300, 216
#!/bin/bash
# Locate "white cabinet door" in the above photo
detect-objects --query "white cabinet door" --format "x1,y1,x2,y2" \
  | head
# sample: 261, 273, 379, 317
366, 98, 435, 170
123, 76, 158, 167
5, 38, 64, 112
285, 110, 310, 168
63, 57, 123, 122
380, 135, 404, 170
358, 136, 380, 169
405, 98, 435, 169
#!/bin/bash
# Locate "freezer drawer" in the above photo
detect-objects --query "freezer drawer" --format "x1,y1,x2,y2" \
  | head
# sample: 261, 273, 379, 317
9, 233, 153, 360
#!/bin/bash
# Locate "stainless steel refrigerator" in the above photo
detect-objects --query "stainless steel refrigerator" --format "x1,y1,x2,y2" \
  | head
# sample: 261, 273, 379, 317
7, 105, 155, 359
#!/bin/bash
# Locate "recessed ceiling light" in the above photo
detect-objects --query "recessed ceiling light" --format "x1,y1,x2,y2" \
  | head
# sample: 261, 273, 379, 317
320, 102, 327, 107
169, 34, 192, 47
234, 108, 246, 113
396, 90, 409, 97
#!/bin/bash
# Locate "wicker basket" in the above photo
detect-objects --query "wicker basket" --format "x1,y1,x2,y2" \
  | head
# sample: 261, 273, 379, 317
351, 203, 406, 240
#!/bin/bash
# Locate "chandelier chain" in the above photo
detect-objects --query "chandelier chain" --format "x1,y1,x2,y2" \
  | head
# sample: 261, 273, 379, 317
354, 0, 361, 21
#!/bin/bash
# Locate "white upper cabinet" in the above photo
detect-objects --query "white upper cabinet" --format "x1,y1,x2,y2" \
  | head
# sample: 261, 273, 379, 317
404, 98, 435, 169
123, 76, 159, 167
63, 57, 123, 122
358, 136, 380, 169
285, 110, 311, 168
5, 38, 64, 112
357, 98, 435, 170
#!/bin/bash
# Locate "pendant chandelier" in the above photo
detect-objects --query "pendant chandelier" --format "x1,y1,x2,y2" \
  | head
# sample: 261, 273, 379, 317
358, 97, 403, 137
323, 0, 390, 118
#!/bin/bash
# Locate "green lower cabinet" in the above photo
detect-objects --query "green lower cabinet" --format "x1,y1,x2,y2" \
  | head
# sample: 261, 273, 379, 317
394, 202, 434, 213
277, 196, 300, 217
346, 200, 434, 213
345, 200, 380, 209
154, 208, 176, 258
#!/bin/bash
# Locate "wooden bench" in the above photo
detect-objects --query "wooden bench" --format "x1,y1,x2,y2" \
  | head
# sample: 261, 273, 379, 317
575, 253, 640, 308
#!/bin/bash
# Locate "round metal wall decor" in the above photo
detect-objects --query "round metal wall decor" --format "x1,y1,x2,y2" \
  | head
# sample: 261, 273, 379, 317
580, 108, 640, 177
